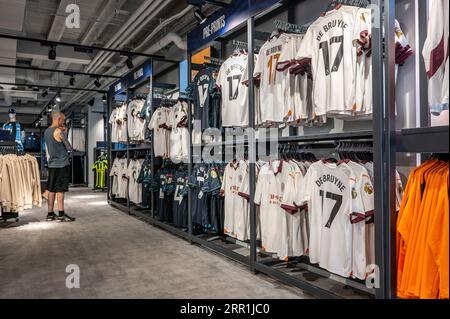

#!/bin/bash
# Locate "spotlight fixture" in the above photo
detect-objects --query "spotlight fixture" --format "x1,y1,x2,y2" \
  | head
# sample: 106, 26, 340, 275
48, 45, 56, 60
194, 9, 207, 25
56, 94, 61, 102
125, 56, 134, 70
88, 98, 95, 106
69, 76, 75, 86
41, 89, 48, 98
102, 94, 107, 102
94, 78, 101, 88
47, 106, 52, 112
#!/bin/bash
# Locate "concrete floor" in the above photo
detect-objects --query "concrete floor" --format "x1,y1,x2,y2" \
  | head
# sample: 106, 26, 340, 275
0, 188, 309, 299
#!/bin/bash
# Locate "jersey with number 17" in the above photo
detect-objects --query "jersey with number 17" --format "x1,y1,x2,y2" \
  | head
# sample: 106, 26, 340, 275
295, 6, 360, 118
254, 34, 292, 125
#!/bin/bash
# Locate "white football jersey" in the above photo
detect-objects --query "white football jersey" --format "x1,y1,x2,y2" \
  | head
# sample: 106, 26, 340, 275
422, 0, 449, 115
217, 54, 249, 127
148, 107, 170, 157
297, 161, 358, 277
347, 161, 374, 280
295, 6, 360, 118
254, 161, 295, 260
127, 100, 146, 142
127, 159, 144, 204
113, 158, 128, 199
169, 102, 189, 163
242, 54, 261, 126
280, 160, 309, 257
353, 8, 373, 117
254, 34, 292, 125
109, 157, 120, 195
109, 108, 119, 143
220, 160, 250, 241
117, 103, 128, 143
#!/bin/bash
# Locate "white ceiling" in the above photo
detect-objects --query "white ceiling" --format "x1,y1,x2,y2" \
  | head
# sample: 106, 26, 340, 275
0, 0, 219, 126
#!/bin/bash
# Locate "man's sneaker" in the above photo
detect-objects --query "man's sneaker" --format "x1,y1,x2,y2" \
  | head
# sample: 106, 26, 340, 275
46, 213, 58, 221
58, 214, 76, 222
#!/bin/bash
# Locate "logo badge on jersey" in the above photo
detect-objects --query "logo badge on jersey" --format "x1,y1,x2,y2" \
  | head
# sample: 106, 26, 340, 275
364, 183, 374, 195
211, 170, 218, 179
352, 189, 358, 199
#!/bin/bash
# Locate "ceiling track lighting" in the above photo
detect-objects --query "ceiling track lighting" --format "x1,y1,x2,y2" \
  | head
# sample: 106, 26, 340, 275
94, 78, 101, 88
56, 94, 61, 102
102, 94, 107, 102
194, 9, 207, 25
41, 89, 48, 97
125, 56, 134, 70
48, 45, 56, 60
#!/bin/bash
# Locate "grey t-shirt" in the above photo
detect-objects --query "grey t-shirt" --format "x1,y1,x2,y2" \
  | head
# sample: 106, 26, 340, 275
44, 127, 70, 168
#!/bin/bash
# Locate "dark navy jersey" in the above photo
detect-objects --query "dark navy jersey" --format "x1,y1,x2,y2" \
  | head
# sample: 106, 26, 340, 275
192, 68, 220, 130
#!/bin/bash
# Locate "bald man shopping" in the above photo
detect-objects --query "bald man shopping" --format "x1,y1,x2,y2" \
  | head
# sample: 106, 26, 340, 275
44, 112, 76, 222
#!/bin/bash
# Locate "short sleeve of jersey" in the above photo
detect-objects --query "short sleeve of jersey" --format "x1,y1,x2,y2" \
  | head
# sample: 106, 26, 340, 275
295, 28, 314, 60
351, 168, 375, 216
109, 109, 116, 124
281, 169, 299, 211
254, 165, 265, 206
253, 49, 264, 78
216, 62, 225, 89
148, 111, 157, 129
220, 165, 229, 195
238, 163, 250, 200
299, 167, 313, 203
278, 37, 297, 70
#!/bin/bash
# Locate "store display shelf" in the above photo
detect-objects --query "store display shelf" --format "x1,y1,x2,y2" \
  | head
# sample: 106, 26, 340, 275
198, 130, 374, 148
396, 126, 449, 153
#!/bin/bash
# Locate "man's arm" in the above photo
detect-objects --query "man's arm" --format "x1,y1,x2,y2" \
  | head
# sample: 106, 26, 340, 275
54, 128, 73, 152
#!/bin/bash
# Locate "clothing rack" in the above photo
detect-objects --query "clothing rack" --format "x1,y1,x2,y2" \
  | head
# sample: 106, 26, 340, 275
274, 20, 309, 34
327, 0, 370, 11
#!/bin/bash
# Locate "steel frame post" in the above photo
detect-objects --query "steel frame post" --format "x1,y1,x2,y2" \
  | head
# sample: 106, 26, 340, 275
107, 92, 112, 201
384, 0, 397, 299
247, 16, 257, 273
372, 0, 388, 299
150, 58, 155, 219
187, 55, 194, 239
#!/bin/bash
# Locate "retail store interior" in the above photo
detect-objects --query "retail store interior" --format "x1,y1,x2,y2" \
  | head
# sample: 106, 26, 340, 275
0, 0, 448, 300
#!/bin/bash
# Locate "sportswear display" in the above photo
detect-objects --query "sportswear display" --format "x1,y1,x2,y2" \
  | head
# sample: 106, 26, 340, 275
397, 159, 449, 299
0, 154, 42, 213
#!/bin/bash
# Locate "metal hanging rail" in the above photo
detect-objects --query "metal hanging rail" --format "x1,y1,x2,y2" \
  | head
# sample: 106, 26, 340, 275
0, 33, 165, 60
0, 64, 121, 79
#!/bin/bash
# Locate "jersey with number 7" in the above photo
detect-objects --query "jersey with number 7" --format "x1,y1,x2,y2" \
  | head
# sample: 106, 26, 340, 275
299, 161, 357, 278
295, 6, 360, 118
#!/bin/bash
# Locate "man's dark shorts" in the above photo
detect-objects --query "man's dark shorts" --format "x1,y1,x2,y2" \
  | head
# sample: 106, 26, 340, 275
48, 166, 70, 193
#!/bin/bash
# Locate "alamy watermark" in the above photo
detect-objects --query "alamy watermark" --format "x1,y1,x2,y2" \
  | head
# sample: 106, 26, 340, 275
66, 264, 80, 289
65, 4, 80, 29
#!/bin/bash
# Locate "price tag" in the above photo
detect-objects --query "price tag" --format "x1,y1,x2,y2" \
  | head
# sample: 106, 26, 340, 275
159, 189, 164, 199
198, 190, 204, 199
